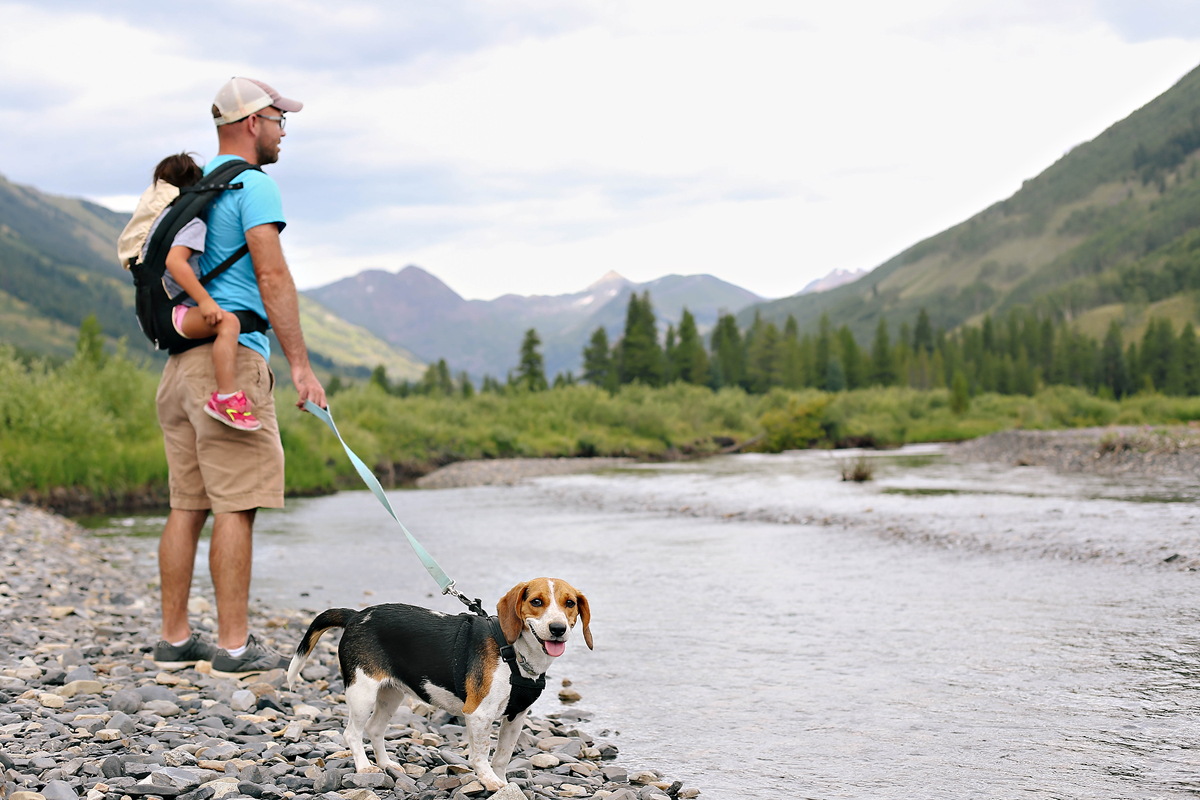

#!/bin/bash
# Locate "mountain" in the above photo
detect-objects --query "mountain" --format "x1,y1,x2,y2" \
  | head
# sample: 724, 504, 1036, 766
305, 266, 763, 378
0, 172, 423, 379
799, 268, 868, 295
741, 62, 1200, 346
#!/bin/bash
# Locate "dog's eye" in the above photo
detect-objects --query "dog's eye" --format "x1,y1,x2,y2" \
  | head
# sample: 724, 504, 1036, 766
530, 598, 543, 607
565, 599, 576, 608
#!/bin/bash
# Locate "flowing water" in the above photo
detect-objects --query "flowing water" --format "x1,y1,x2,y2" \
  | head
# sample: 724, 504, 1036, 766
92, 447, 1200, 799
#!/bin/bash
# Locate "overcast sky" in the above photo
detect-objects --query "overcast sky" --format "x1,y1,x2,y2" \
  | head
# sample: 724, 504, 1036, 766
2, 2, 1199, 301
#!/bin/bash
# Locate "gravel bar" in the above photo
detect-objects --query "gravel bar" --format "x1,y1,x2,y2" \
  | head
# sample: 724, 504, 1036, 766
416, 460, 634, 490
952, 425, 1200, 477
0, 500, 694, 800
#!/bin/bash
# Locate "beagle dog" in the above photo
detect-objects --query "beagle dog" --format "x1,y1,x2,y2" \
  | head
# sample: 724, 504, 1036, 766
287, 578, 592, 792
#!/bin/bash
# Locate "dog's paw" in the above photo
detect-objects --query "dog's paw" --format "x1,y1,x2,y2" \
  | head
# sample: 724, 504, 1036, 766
479, 774, 506, 792
358, 766, 383, 774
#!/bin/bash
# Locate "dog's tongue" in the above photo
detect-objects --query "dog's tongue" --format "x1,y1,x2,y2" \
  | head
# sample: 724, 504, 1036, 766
544, 640, 566, 657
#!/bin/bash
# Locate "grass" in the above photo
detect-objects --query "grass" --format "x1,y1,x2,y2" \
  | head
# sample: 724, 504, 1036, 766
7, 345, 1200, 502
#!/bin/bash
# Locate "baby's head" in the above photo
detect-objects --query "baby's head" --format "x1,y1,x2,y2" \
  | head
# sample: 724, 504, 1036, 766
153, 152, 203, 189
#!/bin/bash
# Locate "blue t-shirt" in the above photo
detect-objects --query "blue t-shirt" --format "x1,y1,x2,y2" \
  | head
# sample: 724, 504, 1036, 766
198, 154, 287, 361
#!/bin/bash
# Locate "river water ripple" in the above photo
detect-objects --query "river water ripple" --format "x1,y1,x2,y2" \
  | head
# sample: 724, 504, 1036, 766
101, 447, 1200, 798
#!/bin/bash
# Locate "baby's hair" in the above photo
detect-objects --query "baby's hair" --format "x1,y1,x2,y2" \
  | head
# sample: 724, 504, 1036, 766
153, 152, 203, 188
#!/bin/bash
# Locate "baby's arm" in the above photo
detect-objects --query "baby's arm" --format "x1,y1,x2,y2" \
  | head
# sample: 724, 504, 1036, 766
165, 246, 223, 326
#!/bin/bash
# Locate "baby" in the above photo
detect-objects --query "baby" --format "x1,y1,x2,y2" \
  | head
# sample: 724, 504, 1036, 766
144, 153, 260, 432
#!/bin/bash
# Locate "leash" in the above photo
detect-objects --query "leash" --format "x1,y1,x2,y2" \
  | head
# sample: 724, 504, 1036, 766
303, 400, 486, 616
304, 400, 550, 708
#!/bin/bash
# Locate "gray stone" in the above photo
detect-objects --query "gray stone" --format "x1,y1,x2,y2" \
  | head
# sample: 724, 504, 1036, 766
143, 699, 182, 718
107, 712, 139, 735
601, 766, 629, 783
195, 717, 228, 731
39, 781, 78, 800
177, 788, 216, 800
235, 783, 264, 798
100, 757, 123, 779
311, 772, 339, 794
340, 774, 393, 790
107, 690, 142, 715
489, 784, 529, 800
64, 665, 95, 683
0, 750, 13, 771
604, 790, 638, 800
237, 767, 266, 785
137, 685, 179, 704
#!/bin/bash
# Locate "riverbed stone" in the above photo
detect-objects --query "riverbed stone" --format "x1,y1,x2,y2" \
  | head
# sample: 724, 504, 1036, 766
40, 781, 78, 800
108, 689, 142, 714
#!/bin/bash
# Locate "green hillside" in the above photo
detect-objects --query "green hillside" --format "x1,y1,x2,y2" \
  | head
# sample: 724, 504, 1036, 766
745, 62, 1200, 346
0, 172, 422, 380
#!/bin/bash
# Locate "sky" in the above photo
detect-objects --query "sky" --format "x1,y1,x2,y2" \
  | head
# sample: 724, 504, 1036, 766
2, 2, 1199, 302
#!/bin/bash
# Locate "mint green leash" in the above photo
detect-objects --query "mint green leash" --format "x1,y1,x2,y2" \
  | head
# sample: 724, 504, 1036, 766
304, 400, 480, 609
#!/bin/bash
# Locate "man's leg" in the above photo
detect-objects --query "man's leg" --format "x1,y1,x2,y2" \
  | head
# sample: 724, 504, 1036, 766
210, 508, 256, 650
159, 508, 209, 643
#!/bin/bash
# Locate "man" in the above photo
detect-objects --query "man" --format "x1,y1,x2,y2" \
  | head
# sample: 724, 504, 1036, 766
152, 77, 326, 677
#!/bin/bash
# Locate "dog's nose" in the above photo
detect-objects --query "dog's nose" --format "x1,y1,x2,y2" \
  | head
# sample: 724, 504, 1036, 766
549, 622, 567, 638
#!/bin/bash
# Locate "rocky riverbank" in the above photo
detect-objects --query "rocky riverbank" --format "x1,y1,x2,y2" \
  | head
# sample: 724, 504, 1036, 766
952, 425, 1200, 478
0, 501, 695, 800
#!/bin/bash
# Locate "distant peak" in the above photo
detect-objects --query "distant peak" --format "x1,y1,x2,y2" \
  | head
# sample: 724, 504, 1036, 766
587, 270, 629, 290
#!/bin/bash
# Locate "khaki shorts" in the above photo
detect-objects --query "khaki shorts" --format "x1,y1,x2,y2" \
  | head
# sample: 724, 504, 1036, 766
156, 344, 285, 514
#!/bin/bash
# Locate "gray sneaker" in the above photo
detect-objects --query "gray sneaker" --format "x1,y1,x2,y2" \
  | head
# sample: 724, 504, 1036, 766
209, 633, 289, 679
152, 632, 218, 670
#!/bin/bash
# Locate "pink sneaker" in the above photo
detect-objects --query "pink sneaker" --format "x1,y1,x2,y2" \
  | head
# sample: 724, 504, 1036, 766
204, 391, 262, 432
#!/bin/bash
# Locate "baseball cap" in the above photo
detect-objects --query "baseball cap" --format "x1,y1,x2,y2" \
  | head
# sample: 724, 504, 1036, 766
213, 77, 303, 126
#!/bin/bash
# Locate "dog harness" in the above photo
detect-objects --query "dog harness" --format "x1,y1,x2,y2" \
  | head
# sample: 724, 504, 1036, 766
449, 612, 546, 721
489, 617, 547, 721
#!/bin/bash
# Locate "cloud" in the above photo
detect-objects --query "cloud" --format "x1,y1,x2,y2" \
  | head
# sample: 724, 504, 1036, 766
4, 1, 1200, 301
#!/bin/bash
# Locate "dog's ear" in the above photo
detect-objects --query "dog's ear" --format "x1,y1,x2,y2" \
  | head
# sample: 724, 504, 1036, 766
497, 582, 528, 644
575, 590, 593, 650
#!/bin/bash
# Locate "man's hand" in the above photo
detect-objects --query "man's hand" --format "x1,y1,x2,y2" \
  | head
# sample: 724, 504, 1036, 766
247, 223, 327, 410
292, 365, 327, 411
199, 299, 224, 327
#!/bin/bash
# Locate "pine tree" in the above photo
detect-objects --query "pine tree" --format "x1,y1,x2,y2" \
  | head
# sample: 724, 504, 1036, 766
436, 359, 453, 396
459, 371, 475, 398
1100, 320, 1129, 398
710, 314, 744, 388
746, 321, 782, 393
814, 313, 833, 389
837, 326, 864, 389
664, 325, 678, 382
617, 292, 665, 386
825, 355, 846, 392
913, 308, 933, 354
582, 327, 612, 387
517, 329, 549, 391
1180, 322, 1200, 396
674, 308, 709, 385
869, 318, 896, 386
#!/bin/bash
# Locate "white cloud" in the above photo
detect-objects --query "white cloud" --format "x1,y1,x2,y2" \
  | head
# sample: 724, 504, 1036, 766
2, 1, 1199, 301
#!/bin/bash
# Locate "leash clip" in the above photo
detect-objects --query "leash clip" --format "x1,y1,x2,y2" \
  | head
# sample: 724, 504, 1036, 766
444, 583, 488, 617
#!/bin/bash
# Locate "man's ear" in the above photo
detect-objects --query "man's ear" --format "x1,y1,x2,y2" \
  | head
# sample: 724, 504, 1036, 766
496, 582, 528, 644
575, 591, 593, 650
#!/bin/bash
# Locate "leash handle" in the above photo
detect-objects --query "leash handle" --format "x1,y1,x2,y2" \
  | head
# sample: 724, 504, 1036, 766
304, 400, 455, 592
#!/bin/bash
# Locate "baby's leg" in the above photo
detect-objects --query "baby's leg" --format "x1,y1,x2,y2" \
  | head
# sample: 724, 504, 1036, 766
178, 308, 241, 395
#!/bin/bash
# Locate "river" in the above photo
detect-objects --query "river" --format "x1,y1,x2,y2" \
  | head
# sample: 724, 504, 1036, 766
92, 447, 1200, 798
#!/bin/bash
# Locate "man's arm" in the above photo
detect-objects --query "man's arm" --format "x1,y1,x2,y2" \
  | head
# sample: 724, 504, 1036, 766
246, 223, 326, 410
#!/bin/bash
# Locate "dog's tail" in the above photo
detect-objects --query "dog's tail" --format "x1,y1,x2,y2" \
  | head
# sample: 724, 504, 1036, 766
287, 608, 355, 690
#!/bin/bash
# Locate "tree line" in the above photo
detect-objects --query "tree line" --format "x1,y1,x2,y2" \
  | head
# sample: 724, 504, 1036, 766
364, 289, 1200, 402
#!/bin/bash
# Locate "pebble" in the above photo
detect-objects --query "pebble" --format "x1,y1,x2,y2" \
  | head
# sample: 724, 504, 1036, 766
0, 500, 698, 800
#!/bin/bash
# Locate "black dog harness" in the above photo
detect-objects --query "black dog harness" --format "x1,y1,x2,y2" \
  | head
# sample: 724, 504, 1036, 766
489, 617, 547, 720
450, 597, 546, 721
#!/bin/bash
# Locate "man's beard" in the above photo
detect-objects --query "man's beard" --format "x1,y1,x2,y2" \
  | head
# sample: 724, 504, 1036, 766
255, 137, 279, 165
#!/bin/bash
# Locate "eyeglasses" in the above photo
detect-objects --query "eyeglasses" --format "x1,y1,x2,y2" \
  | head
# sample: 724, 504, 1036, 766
253, 113, 286, 130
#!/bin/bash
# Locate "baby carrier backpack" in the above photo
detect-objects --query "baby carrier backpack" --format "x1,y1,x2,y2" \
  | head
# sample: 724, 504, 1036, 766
117, 159, 270, 354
